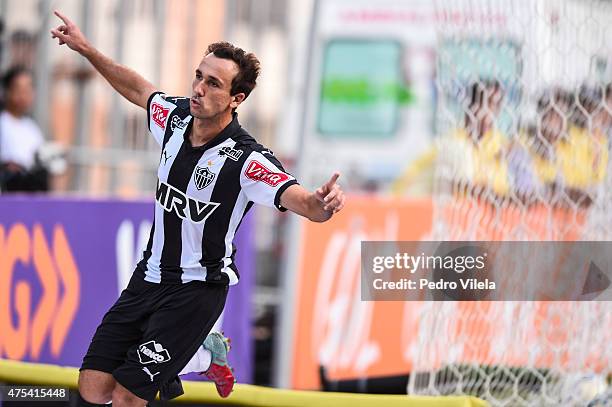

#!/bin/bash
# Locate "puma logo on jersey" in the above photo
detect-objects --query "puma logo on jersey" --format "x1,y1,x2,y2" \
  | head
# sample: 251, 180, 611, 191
156, 181, 219, 223
245, 160, 289, 187
162, 150, 172, 165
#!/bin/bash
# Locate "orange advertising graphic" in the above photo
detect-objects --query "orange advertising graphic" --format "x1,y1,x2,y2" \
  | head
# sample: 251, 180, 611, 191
0, 223, 80, 361
291, 197, 433, 389
290, 197, 599, 389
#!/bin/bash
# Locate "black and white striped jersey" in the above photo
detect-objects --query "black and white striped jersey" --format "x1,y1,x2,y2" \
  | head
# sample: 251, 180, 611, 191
135, 92, 298, 285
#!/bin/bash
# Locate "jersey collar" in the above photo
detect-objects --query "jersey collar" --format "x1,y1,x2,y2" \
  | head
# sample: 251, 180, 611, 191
184, 112, 241, 151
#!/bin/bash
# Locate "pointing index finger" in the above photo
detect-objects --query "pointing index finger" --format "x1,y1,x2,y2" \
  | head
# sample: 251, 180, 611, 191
327, 172, 340, 187
54, 10, 72, 26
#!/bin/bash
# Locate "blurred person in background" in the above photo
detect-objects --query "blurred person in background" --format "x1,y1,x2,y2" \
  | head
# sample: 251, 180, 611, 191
506, 88, 572, 203
558, 85, 608, 206
399, 80, 508, 199
51, 9, 345, 407
593, 83, 612, 139
577, 84, 608, 177
441, 80, 510, 200
464, 80, 504, 143
0, 66, 49, 192
507, 87, 606, 208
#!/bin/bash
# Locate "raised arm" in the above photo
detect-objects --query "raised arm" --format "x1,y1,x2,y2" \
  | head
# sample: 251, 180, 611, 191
280, 172, 346, 222
50, 10, 157, 109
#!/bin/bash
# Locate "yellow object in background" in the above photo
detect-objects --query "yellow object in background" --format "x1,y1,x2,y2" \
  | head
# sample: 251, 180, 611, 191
0, 358, 487, 407
452, 128, 510, 197
557, 126, 608, 189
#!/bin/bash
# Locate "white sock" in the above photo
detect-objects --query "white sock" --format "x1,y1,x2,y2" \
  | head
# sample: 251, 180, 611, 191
179, 346, 212, 376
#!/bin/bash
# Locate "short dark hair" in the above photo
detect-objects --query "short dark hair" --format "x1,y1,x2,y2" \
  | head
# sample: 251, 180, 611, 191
467, 79, 502, 111
1, 66, 31, 92
577, 84, 603, 113
536, 87, 573, 113
206, 41, 260, 99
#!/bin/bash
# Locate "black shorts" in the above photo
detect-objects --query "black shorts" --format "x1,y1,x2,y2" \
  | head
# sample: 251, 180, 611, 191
81, 274, 228, 402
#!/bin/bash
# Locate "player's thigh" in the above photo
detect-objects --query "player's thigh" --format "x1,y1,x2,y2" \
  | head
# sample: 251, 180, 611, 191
81, 276, 153, 374
113, 282, 228, 402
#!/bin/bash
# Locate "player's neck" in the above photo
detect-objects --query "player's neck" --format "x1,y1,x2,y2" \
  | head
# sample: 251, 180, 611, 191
190, 113, 232, 148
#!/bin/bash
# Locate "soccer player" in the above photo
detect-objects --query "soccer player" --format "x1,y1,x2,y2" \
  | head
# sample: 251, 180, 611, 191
51, 10, 345, 407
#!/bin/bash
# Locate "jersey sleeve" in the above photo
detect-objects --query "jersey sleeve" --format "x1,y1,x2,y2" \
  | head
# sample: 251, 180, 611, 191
240, 150, 299, 212
146, 92, 177, 146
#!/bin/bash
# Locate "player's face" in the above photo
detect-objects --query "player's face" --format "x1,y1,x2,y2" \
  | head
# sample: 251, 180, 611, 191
190, 54, 244, 120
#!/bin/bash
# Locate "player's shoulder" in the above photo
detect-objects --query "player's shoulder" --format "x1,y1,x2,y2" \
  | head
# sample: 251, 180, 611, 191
149, 92, 189, 110
233, 134, 277, 159
160, 94, 191, 111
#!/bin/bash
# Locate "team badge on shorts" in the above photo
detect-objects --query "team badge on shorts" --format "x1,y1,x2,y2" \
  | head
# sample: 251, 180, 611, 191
138, 340, 171, 365
194, 166, 216, 190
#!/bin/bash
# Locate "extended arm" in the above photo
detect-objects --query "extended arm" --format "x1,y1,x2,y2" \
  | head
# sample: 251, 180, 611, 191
50, 10, 156, 109
280, 173, 346, 222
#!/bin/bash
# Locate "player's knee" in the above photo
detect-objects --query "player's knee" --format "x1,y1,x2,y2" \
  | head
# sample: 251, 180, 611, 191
78, 369, 114, 404
111, 383, 146, 407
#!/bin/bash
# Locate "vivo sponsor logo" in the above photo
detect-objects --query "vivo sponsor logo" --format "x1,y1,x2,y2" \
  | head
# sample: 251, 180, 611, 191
244, 160, 289, 187
151, 102, 169, 129
155, 181, 219, 223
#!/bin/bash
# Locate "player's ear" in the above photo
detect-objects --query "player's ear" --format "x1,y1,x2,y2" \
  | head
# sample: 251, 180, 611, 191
230, 92, 246, 109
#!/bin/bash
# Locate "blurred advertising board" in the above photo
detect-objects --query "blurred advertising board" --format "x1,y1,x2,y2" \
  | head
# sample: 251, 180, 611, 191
287, 197, 603, 389
289, 197, 432, 389
0, 196, 254, 383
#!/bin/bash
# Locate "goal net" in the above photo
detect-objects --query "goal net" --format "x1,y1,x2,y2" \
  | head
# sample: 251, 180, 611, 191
408, 0, 612, 405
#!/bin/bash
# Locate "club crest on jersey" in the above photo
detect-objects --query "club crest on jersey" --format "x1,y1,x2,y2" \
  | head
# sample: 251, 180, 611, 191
151, 102, 170, 129
245, 160, 289, 187
193, 166, 216, 190
137, 340, 171, 365
218, 146, 243, 161
170, 115, 187, 131
156, 181, 219, 223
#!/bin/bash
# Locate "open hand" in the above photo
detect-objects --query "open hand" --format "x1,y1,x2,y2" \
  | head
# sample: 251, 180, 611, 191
314, 172, 346, 214
50, 10, 90, 54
